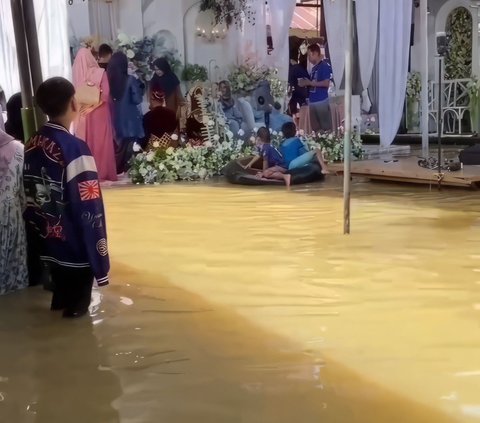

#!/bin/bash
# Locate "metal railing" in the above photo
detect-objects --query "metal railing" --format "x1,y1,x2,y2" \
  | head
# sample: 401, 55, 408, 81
428, 78, 471, 135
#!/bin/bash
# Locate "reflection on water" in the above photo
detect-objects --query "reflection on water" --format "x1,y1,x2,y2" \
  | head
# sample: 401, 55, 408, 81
1, 177, 480, 422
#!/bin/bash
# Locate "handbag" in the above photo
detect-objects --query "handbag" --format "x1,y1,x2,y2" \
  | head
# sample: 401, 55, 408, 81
76, 82, 100, 107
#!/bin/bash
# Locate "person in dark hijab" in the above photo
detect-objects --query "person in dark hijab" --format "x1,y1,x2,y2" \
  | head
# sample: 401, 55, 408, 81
107, 52, 145, 173
5, 93, 24, 142
150, 57, 185, 116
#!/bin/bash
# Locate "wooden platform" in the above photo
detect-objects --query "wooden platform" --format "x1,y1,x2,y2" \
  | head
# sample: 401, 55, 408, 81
329, 157, 480, 188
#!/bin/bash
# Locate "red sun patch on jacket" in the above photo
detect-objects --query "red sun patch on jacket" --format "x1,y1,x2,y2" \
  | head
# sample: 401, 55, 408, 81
78, 180, 100, 201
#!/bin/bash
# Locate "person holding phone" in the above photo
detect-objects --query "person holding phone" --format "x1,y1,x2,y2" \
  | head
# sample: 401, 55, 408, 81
298, 44, 332, 133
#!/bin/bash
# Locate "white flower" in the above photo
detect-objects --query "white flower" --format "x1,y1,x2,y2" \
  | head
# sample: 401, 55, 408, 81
279, 131, 283, 137
202, 116, 209, 125
153, 141, 160, 148
166, 147, 175, 155
171, 134, 179, 141
208, 120, 214, 127
226, 130, 234, 139
253, 127, 258, 133
272, 131, 278, 136
132, 142, 142, 152
298, 130, 304, 136
139, 167, 148, 177
204, 141, 213, 148
198, 168, 207, 179
117, 32, 130, 46
238, 129, 245, 136
269, 128, 273, 134
249, 136, 256, 142
126, 49, 135, 59
218, 118, 226, 126
213, 134, 220, 142
146, 152, 155, 162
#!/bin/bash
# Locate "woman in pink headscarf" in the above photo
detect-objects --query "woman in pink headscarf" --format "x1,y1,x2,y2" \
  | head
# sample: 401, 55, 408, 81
72, 47, 117, 181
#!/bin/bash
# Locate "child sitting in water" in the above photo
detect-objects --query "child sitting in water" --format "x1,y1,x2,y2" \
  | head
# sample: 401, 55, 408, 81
280, 122, 329, 175
244, 127, 292, 186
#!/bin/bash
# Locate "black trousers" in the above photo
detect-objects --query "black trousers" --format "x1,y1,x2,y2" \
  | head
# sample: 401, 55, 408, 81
115, 138, 135, 174
50, 266, 94, 313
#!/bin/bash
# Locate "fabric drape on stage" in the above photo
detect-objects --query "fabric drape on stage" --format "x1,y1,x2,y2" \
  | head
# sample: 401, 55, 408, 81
378, 0, 412, 146
34, 0, 72, 80
230, 0, 268, 67
269, 0, 296, 82
0, 1, 20, 99
89, 0, 119, 41
355, 0, 378, 90
323, 0, 347, 87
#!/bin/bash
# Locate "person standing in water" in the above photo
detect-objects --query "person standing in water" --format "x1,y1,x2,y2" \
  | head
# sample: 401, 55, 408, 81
23, 77, 110, 318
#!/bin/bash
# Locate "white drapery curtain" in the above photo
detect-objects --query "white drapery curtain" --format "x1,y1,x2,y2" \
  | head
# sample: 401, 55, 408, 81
268, 0, 296, 82
355, 0, 378, 90
323, 0, 347, 87
230, 0, 268, 66
0, 0, 71, 100
89, 0, 119, 42
34, 0, 72, 81
0, 1, 20, 99
378, 0, 412, 146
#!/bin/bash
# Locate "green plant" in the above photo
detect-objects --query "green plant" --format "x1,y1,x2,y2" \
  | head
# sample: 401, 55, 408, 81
445, 7, 472, 80
181, 64, 208, 82
406, 72, 421, 101
199, 0, 254, 28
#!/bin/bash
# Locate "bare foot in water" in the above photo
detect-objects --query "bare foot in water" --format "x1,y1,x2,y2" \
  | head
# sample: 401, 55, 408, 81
315, 149, 330, 175
283, 174, 292, 189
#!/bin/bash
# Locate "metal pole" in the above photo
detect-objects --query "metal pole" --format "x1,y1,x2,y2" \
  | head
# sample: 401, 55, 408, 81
437, 56, 442, 185
343, 0, 353, 235
22, 0, 46, 127
10, 0, 36, 141
420, 0, 429, 156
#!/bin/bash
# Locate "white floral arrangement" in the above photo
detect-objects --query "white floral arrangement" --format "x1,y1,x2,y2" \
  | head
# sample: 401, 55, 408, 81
406, 72, 421, 101
228, 63, 285, 98
269, 128, 363, 163
116, 32, 181, 82
129, 138, 254, 184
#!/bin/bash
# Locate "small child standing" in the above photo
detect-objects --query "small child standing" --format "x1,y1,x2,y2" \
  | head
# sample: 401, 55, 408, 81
244, 127, 291, 186
23, 77, 110, 318
280, 122, 329, 174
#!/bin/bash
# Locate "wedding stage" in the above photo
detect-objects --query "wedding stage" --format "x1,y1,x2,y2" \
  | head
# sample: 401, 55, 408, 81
330, 156, 480, 189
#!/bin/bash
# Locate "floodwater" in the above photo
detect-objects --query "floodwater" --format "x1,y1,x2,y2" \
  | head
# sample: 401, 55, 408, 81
1, 177, 480, 422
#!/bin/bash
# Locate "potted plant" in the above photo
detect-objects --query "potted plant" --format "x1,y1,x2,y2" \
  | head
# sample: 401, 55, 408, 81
405, 72, 421, 133
181, 64, 208, 90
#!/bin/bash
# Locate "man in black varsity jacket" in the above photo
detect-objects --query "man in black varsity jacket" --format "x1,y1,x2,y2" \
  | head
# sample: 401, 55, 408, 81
24, 77, 110, 318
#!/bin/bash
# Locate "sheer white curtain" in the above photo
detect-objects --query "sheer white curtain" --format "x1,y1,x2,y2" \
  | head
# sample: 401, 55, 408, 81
34, 0, 72, 80
230, 0, 268, 66
323, 0, 347, 87
0, 1, 20, 99
356, 0, 378, 90
269, 0, 296, 81
378, 0, 412, 146
89, 0, 119, 42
